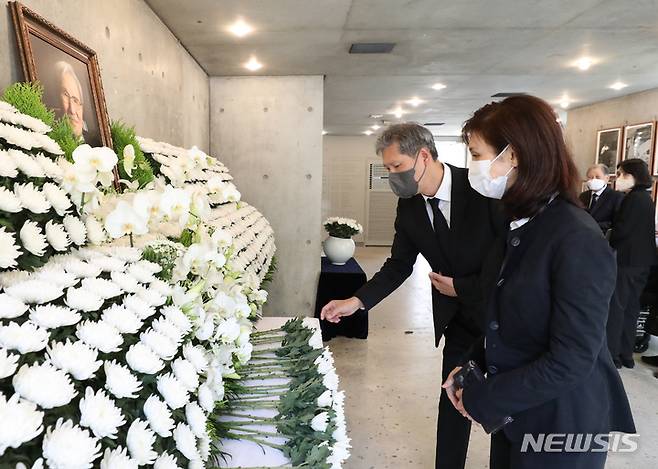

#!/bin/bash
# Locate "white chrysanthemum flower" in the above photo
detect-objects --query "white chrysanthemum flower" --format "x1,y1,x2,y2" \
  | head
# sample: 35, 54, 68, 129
63, 215, 87, 246
135, 259, 162, 274
0, 269, 29, 288
32, 268, 78, 289
66, 287, 104, 312
323, 369, 340, 391
127, 263, 156, 284
0, 321, 48, 354
150, 278, 173, 298
47, 339, 102, 381
0, 393, 44, 455
311, 411, 329, 432
152, 317, 184, 343
173, 422, 199, 461
81, 277, 122, 299
110, 271, 140, 293
104, 360, 142, 399
0, 349, 19, 379
9, 149, 45, 178
41, 182, 72, 216
0, 186, 22, 212
215, 317, 241, 344
85, 216, 107, 245
19, 220, 48, 256
141, 329, 178, 361
126, 419, 157, 465
317, 390, 333, 408
45, 220, 71, 252
101, 304, 143, 335
126, 343, 165, 375
163, 306, 192, 334
99, 446, 138, 469
143, 395, 175, 437
197, 383, 215, 413
0, 227, 20, 269
63, 258, 102, 278
29, 304, 81, 330
135, 285, 167, 307
35, 153, 64, 180
172, 358, 199, 392
5, 279, 64, 304
0, 292, 28, 319
153, 452, 180, 469
106, 246, 142, 262
13, 363, 76, 409
76, 320, 123, 353
14, 183, 50, 214
0, 151, 18, 177
184, 402, 207, 438
195, 316, 214, 341
310, 329, 324, 351
124, 294, 156, 320
79, 387, 126, 439
157, 373, 189, 410
182, 344, 208, 373
42, 419, 101, 469
34, 133, 63, 156
90, 255, 126, 273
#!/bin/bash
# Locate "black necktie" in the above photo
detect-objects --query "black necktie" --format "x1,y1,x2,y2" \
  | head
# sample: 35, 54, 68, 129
428, 198, 449, 233
590, 193, 599, 210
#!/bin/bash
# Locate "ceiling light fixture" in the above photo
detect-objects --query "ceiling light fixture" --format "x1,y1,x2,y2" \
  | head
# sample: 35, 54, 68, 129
431, 83, 447, 90
363, 130, 374, 136
609, 81, 628, 91
406, 97, 423, 107
371, 124, 381, 130
559, 95, 571, 109
391, 107, 405, 119
228, 18, 254, 38
574, 56, 594, 71
369, 114, 384, 119
244, 56, 263, 72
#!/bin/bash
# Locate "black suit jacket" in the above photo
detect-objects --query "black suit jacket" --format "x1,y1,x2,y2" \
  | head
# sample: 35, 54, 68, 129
578, 186, 624, 233
462, 198, 635, 441
355, 164, 505, 346
609, 188, 657, 267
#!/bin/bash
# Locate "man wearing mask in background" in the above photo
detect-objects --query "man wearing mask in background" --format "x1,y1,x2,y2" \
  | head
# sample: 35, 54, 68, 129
579, 163, 624, 234
321, 123, 504, 469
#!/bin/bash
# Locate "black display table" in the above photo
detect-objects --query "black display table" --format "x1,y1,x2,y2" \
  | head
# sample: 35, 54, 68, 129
314, 256, 369, 340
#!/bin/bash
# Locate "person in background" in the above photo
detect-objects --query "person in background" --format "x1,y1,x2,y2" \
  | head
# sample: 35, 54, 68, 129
443, 95, 635, 469
607, 158, 657, 368
578, 163, 624, 234
320, 123, 504, 469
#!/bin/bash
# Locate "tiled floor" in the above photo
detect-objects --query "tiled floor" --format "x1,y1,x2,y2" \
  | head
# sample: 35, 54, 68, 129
329, 246, 658, 469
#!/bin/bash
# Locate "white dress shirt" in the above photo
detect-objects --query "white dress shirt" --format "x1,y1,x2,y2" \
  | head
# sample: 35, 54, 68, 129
422, 163, 452, 228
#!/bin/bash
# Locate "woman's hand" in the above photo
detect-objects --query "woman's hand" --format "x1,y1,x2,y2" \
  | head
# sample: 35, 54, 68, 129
442, 367, 474, 422
429, 272, 457, 297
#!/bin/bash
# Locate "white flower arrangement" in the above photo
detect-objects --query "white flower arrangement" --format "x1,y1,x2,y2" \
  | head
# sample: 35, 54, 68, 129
324, 216, 363, 239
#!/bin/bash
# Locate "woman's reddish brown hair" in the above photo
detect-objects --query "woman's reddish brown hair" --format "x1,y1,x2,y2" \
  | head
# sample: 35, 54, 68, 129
462, 95, 581, 219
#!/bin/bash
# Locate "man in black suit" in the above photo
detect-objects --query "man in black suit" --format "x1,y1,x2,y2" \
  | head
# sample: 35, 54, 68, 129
578, 163, 624, 234
321, 123, 504, 469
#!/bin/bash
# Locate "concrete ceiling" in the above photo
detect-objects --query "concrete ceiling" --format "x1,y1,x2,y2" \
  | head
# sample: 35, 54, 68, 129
146, 0, 658, 136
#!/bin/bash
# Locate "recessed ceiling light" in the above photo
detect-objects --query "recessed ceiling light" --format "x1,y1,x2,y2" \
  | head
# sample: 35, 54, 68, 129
244, 56, 263, 72
363, 130, 374, 136
431, 83, 446, 91
322, 130, 328, 135
559, 95, 571, 109
609, 81, 628, 91
228, 18, 254, 38
371, 124, 381, 130
406, 97, 423, 107
369, 114, 384, 119
391, 107, 405, 119
574, 56, 594, 71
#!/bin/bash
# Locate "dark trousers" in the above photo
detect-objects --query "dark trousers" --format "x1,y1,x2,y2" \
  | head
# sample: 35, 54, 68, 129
436, 322, 478, 469
607, 266, 650, 361
490, 430, 607, 469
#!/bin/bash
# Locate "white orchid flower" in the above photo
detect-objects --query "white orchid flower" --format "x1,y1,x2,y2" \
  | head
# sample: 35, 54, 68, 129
104, 201, 149, 239
123, 144, 136, 177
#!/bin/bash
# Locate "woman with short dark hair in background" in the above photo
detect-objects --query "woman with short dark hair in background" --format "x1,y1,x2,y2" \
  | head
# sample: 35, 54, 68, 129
607, 158, 657, 368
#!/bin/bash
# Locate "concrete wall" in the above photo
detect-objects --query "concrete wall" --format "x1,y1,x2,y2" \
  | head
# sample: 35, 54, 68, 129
0, 0, 209, 149
566, 88, 658, 179
209, 76, 323, 317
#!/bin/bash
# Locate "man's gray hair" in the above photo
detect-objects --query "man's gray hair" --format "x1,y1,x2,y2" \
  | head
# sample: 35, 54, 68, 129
54, 60, 83, 99
587, 163, 610, 175
375, 123, 438, 160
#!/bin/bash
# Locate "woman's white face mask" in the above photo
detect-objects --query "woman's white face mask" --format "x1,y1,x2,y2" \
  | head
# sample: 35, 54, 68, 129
468, 144, 515, 199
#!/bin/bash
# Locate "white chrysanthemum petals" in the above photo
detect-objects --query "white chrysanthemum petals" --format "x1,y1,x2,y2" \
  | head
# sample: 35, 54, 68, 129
0, 321, 48, 354
65, 287, 104, 312
0, 393, 44, 454
9, 149, 45, 178
19, 221, 48, 256
0, 349, 19, 379
110, 271, 140, 293
197, 383, 215, 413
5, 279, 64, 304
0, 186, 22, 212
64, 259, 102, 278
42, 419, 101, 468
101, 304, 143, 335
42, 183, 72, 216
14, 183, 50, 214
35, 154, 64, 180
79, 387, 126, 439
126, 419, 157, 465
151, 317, 185, 343
183, 344, 209, 373
13, 363, 77, 409
63, 215, 87, 246
184, 402, 207, 438
127, 263, 155, 284
135, 285, 167, 307
124, 294, 156, 320
156, 373, 189, 410
45, 220, 71, 252
99, 446, 138, 469
0, 293, 28, 319
143, 395, 175, 438
32, 268, 79, 289
76, 320, 123, 353
81, 277, 123, 299
90, 255, 126, 273
163, 306, 192, 334
173, 422, 199, 461
141, 329, 178, 361
126, 343, 164, 375
29, 304, 81, 329
172, 358, 199, 392
0, 151, 18, 177
153, 452, 180, 469
0, 227, 20, 269
47, 339, 102, 380
85, 216, 107, 245
104, 360, 143, 399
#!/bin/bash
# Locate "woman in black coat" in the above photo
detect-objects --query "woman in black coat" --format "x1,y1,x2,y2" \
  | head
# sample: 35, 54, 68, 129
607, 158, 657, 368
443, 95, 635, 469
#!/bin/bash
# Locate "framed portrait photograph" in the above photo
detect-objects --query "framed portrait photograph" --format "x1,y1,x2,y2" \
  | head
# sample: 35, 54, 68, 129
595, 127, 621, 172
622, 122, 655, 169
10, 1, 111, 148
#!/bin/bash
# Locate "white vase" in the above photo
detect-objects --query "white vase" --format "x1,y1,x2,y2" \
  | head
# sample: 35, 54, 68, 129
323, 235, 355, 265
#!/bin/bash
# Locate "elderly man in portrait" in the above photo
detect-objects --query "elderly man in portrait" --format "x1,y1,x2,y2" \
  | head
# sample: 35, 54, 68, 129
53, 61, 87, 141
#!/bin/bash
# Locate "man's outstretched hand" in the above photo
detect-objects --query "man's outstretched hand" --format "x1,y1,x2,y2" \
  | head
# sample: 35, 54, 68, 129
320, 297, 364, 323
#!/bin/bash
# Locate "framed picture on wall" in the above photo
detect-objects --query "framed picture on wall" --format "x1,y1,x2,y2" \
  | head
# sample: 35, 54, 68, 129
10, 1, 112, 149
595, 127, 621, 172
622, 122, 655, 169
